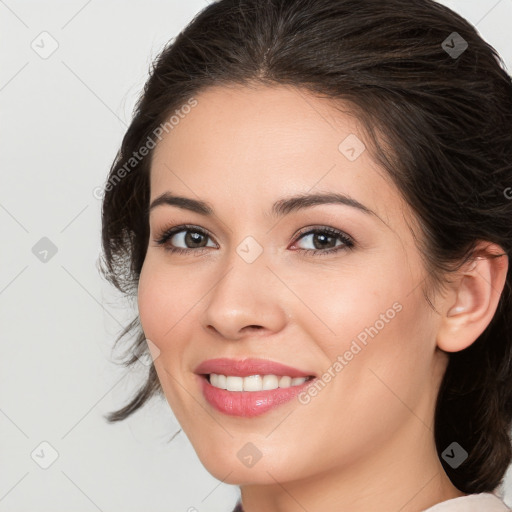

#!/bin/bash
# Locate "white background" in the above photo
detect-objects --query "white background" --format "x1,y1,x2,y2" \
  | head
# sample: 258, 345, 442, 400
1, 1, 511, 511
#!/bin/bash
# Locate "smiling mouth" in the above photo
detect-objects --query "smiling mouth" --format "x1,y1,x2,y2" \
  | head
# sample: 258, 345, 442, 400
201, 373, 315, 392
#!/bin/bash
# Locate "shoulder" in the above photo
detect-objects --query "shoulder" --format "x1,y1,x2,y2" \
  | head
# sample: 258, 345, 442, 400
423, 492, 511, 511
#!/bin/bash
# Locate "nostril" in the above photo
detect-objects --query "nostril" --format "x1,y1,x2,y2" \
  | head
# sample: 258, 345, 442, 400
243, 325, 264, 333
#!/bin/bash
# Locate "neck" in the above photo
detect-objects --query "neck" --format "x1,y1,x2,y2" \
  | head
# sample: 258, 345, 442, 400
239, 417, 465, 512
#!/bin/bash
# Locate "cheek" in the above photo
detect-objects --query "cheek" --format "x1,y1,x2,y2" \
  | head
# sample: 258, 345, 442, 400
137, 264, 163, 341
289, 252, 434, 392
278, 255, 411, 349
137, 260, 199, 411
319, 276, 436, 424
137, 259, 196, 348
137, 255, 231, 372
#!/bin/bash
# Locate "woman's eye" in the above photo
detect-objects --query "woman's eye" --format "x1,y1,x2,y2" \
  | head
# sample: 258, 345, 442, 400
154, 225, 354, 256
292, 228, 354, 256
155, 225, 216, 254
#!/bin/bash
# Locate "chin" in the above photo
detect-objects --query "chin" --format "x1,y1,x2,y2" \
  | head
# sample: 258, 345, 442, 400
193, 444, 306, 486
204, 462, 285, 486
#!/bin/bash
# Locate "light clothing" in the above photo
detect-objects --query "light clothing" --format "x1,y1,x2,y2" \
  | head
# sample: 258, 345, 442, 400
231, 492, 511, 511
422, 492, 510, 511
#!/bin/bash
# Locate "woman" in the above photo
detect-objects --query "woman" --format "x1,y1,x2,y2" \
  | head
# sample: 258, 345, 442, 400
100, 0, 512, 510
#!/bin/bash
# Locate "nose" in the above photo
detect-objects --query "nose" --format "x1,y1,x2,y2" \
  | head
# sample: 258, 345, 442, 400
201, 252, 289, 341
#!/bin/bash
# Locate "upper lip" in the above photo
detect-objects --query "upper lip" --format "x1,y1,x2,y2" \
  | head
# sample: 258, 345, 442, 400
194, 358, 315, 378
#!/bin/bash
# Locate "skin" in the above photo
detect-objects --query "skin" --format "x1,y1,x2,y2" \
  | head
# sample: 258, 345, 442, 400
137, 84, 508, 512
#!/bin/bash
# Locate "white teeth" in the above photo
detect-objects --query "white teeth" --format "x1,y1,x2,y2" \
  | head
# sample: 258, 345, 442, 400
217, 374, 227, 389
226, 376, 243, 391
243, 375, 262, 391
279, 376, 292, 388
208, 374, 309, 392
262, 374, 279, 390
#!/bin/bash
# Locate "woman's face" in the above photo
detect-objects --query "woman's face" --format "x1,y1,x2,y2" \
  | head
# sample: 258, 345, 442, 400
138, 84, 448, 485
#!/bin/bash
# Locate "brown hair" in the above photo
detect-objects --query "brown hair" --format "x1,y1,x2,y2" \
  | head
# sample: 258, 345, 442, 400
100, 0, 512, 493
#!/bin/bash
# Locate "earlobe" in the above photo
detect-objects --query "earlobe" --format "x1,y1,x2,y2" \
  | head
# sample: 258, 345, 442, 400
436, 243, 508, 353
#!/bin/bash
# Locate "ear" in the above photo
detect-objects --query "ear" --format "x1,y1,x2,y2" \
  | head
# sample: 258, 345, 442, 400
436, 241, 508, 353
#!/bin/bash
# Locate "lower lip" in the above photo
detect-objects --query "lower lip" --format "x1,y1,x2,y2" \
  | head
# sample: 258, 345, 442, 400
199, 375, 314, 417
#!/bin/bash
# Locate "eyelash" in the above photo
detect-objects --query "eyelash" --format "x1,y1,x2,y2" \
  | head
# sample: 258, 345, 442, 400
154, 224, 355, 257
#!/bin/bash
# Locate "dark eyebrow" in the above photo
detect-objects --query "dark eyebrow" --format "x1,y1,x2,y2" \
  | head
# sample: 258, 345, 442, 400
149, 193, 213, 216
149, 191, 379, 219
270, 192, 375, 218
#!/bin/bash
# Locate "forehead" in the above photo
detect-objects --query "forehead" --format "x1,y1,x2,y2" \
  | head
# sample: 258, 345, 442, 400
149, 84, 406, 228
152, 84, 365, 169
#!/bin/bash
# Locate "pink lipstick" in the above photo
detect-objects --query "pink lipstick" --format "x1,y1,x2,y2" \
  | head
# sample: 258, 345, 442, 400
195, 358, 316, 417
